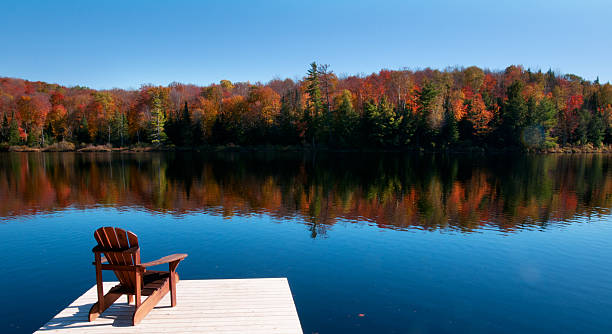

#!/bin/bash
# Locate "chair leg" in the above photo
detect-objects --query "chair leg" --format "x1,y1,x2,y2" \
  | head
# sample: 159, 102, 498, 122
127, 295, 133, 304
170, 272, 177, 307
135, 271, 142, 308
89, 289, 122, 321
133, 279, 170, 325
169, 261, 180, 307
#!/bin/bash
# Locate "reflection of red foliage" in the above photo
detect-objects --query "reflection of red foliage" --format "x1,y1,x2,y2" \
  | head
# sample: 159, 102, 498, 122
0, 154, 609, 235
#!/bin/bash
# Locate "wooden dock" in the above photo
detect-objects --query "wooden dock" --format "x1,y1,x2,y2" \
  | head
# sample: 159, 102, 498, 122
36, 278, 303, 334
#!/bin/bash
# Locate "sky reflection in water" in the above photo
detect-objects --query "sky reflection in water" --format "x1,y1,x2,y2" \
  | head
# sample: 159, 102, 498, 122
0, 152, 611, 333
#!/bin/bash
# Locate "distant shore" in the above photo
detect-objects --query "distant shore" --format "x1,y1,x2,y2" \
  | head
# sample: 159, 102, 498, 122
2, 141, 612, 154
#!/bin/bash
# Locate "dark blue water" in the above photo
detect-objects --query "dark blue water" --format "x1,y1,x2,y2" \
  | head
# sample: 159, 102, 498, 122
0, 152, 611, 333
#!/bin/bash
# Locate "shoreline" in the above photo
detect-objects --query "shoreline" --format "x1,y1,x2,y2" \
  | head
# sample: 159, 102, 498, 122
2, 142, 612, 154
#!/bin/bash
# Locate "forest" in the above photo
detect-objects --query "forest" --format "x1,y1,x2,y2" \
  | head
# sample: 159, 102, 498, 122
0, 64, 611, 150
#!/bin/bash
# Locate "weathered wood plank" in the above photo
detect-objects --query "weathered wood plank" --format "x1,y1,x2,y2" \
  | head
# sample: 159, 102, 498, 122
36, 278, 302, 334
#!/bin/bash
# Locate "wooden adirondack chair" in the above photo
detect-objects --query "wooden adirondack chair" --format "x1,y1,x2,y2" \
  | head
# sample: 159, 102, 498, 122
89, 227, 188, 325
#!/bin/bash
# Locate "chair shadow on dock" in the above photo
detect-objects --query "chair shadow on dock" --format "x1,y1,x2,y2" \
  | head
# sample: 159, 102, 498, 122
38, 302, 138, 330
36, 279, 303, 334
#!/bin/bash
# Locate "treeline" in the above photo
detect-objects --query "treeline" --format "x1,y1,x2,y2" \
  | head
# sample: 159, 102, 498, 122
1, 64, 611, 149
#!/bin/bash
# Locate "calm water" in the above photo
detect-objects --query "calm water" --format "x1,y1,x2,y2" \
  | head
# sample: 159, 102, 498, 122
1, 152, 611, 333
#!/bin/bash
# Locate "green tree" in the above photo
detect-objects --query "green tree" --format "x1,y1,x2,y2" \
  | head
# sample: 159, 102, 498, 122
149, 94, 167, 145
8, 118, 21, 145
534, 98, 558, 131
110, 111, 128, 146
333, 90, 359, 147
76, 117, 90, 144
192, 116, 204, 146
306, 62, 323, 114
180, 102, 193, 146
277, 92, 300, 145
397, 105, 417, 146
588, 111, 605, 146
500, 81, 527, 146
366, 97, 401, 147
0, 113, 9, 143
575, 110, 591, 144
305, 62, 324, 147
526, 96, 537, 126
441, 95, 459, 146
415, 82, 439, 146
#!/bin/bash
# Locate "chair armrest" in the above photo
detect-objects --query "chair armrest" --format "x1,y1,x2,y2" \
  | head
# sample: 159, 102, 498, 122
141, 254, 188, 268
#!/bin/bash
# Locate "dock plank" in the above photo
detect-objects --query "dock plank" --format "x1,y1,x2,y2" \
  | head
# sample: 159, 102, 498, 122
36, 278, 303, 334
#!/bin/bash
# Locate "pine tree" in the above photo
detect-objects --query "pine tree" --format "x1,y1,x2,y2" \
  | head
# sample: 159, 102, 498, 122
110, 112, 128, 147
306, 62, 323, 114
441, 95, 459, 146
0, 113, 9, 143
149, 94, 167, 145
364, 97, 400, 147
588, 111, 605, 146
535, 98, 557, 131
191, 116, 204, 146
398, 104, 417, 147
415, 81, 438, 146
334, 90, 359, 147
277, 93, 299, 145
500, 81, 527, 146
76, 117, 90, 144
526, 96, 537, 126
305, 62, 323, 147
8, 118, 21, 145
180, 102, 193, 146
576, 110, 591, 145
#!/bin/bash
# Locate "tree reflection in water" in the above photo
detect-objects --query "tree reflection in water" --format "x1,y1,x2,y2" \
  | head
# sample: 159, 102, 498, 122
0, 152, 610, 236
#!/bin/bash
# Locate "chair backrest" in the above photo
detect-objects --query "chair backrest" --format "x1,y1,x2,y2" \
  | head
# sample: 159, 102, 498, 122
94, 227, 140, 291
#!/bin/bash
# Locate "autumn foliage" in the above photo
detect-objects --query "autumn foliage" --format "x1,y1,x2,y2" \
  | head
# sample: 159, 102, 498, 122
0, 64, 611, 149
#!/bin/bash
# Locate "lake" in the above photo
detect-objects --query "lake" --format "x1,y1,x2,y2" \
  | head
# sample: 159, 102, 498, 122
0, 152, 611, 333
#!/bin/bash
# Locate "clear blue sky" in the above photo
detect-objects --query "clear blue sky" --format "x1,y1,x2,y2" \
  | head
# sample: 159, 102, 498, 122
1, 0, 610, 89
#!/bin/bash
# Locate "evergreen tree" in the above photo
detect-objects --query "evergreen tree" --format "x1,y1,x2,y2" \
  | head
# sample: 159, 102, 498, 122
0, 113, 9, 143
415, 82, 438, 146
306, 62, 323, 114
305, 62, 323, 146
333, 90, 359, 147
588, 111, 605, 146
8, 118, 21, 145
526, 96, 537, 126
500, 81, 527, 146
110, 112, 128, 147
149, 94, 167, 145
397, 105, 417, 146
191, 116, 204, 146
76, 117, 90, 144
575, 110, 590, 144
534, 98, 558, 131
360, 100, 376, 147
277, 93, 299, 145
164, 114, 177, 145
180, 102, 193, 146
529, 98, 559, 148
441, 95, 459, 146
366, 97, 400, 147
